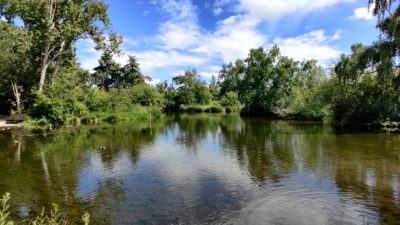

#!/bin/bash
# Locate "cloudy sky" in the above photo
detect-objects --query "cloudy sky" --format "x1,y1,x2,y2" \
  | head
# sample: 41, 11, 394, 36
76, 0, 378, 84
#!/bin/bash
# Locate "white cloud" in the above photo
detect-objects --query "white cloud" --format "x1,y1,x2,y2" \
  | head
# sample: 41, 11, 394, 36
133, 50, 208, 73
272, 30, 341, 66
349, 7, 375, 20
237, 0, 356, 21
199, 65, 221, 78
213, 7, 223, 15
158, 0, 197, 22
192, 15, 266, 62
145, 78, 162, 86
76, 39, 101, 72
331, 30, 342, 41
151, 0, 201, 51
156, 21, 201, 50
77, 0, 350, 78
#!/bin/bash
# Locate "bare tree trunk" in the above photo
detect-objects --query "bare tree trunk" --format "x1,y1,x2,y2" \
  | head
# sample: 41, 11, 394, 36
38, 45, 50, 94
11, 81, 21, 113
51, 38, 65, 85
38, 0, 56, 94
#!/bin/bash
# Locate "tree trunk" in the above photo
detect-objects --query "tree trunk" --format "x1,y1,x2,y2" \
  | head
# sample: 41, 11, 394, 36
52, 38, 65, 82
38, 45, 50, 94
38, 0, 56, 94
11, 81, 21, 113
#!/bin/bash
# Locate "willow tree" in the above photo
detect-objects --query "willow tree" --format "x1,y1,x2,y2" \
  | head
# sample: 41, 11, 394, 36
0, 0, 110, 94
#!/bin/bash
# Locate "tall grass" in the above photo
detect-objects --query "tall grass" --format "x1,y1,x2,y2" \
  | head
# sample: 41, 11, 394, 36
180, 104, 225, 113
0, 193, 89, 225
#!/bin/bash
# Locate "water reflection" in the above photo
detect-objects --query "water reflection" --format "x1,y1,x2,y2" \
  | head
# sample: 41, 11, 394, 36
0, 115, 399, 224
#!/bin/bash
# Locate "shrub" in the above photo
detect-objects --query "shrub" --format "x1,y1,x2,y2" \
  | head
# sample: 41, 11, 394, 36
81, 116, 98, 125
204, 105, 224, 113
180, 105, 204, 113
104, 115, 120, 123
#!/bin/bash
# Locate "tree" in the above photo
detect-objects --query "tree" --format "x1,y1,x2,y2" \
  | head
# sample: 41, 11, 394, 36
93, 34, 147, 90
172, 69, 212, 105
218, 59, 245, 97
0, 21, 32, 113
119, 56, 146, 87
0, 0, 110, 94
92, 33, 122, 89
208, 75, 220, 100
240, 46, 298, 116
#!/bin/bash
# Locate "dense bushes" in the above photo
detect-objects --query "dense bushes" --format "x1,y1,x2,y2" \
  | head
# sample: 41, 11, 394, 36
180, 103, 225, 113
27, 66, 164, 124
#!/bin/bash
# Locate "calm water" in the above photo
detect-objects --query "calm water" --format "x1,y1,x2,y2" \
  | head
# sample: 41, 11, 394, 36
0, 114, 400, 224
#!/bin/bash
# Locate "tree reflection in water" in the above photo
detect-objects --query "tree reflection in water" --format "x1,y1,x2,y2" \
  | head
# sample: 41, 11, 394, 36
0, 115, 399, 224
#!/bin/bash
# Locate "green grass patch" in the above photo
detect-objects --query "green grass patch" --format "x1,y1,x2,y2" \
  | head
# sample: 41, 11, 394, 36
180, 103, 225, 113
0, 192, 90, 225
93, 106, 163, 123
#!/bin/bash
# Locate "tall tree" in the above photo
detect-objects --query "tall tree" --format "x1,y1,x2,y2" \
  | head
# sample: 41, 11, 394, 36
240, 46, 298, 116
208, 75, 220, 100
0, 0, 110, 94
172, 70, 212, 105
92, 33, 122, 89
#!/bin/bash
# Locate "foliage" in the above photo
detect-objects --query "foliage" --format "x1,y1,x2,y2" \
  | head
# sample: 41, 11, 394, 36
220, 91, 240, 108
29, 66, 90, 123
0, 193, 13, 225
93, 106, 163, 122
333, 43, 400, 124
172, 70, 212, 106
275, 60, 332, 120
0, 193, 89, 225
180, 103, 225, 113
209, 76, 220, 99
218, 46, 330, 119
92, 34, 148, 90
0, 21, 32, 113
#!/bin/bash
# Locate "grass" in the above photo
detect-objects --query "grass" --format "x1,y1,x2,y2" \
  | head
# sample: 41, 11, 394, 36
22, 106, 162, 128
179, 103, 243, 114
180, 103, 225, 113
92, 106, 163, 123
0, 193, 89, 225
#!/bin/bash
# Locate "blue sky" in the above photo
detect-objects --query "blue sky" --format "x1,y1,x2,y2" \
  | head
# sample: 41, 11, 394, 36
76, 0, 378, 84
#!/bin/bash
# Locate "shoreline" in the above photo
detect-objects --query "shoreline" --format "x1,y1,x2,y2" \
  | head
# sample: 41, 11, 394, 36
0, 115, 22, 128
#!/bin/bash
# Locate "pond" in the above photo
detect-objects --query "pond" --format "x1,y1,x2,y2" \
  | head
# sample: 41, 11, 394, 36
0, 114, 399, 224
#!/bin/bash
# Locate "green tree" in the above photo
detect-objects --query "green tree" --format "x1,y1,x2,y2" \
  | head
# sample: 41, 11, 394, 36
218, 59, 245, 97
156, 81, 177, 111
0, 0, 110, 94
0, 21, 32, 113
240, 46, 298, 116
92, 33, 123, 89
209, 75, 220, 100
220, 91, 240, 108
172, 69, 212, 105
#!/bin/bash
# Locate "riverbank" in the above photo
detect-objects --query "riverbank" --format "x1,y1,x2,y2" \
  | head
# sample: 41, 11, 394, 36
0, 115, 23, 128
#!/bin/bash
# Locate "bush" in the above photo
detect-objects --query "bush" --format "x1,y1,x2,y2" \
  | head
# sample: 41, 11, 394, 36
204, 105, 224, 113
180, 105, 204, 113
225, 106, 241, 113
81, 116, 98, 125
220, 92, 240, 108
104, 114, 120, 123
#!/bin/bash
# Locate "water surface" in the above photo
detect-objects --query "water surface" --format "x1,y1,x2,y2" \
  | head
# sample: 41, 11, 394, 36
0, 114, 399, 224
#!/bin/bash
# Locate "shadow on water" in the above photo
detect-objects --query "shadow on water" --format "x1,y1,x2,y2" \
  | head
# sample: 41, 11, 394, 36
0, 115, 399, 224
